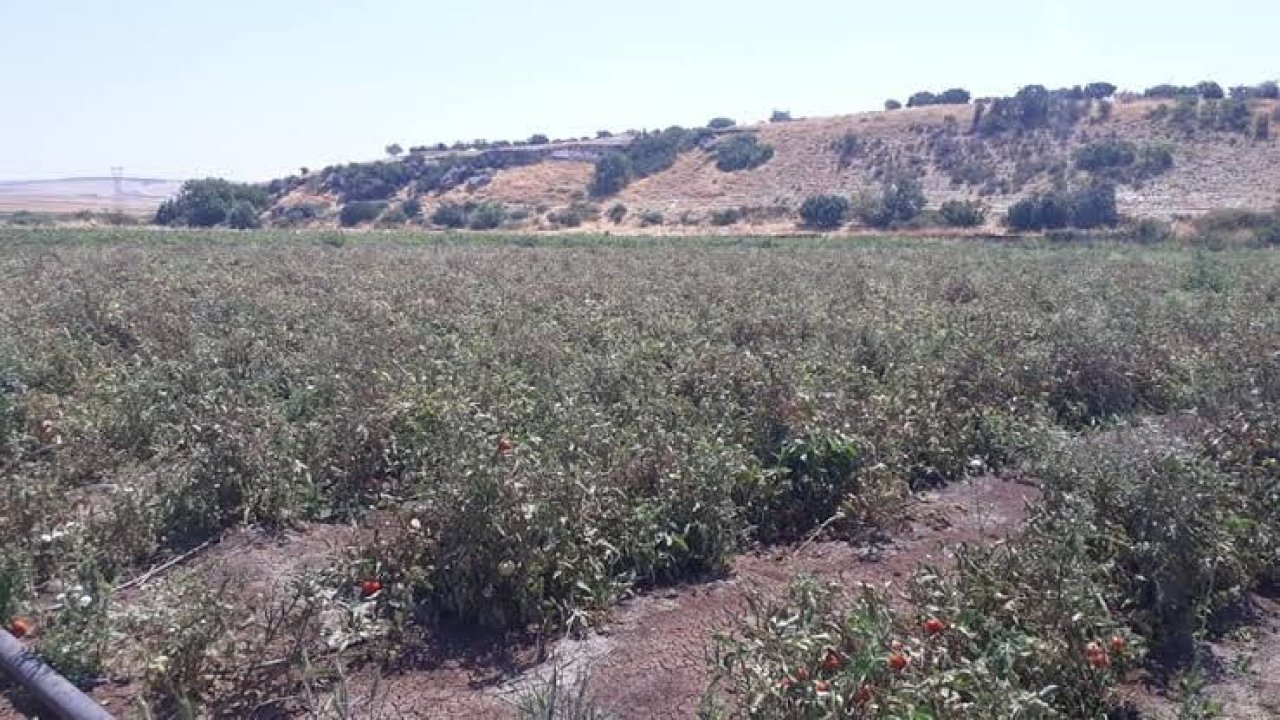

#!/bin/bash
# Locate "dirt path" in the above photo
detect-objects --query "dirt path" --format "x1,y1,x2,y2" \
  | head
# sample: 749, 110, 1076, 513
366, 476, 1037, 719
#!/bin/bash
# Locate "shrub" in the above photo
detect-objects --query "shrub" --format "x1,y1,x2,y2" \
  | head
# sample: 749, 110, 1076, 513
528, 134, 549, 145
1125, 217, 1173, 244
1006, 183, 1117, 231
713, 135, 775, 172
1258, 80, 1280, 99
710, 208, 742, 226
1085, 82, 1117, 99
638, 210, 663, 227
468, 202, 506, 230
769, 110, 792, 122
226, 201, 261, 230
1133, 143, 1174, 178
853, 176, 925, 229
832, 132, 861, 170
1255, 113, 1271, 141
378, 206, 409, 226
939, 199, 987, 227
590, 152, 634, 197
431, 202, 468, 229
708, 117, 736, 130
907, 91, 937, 108
1197, 81, 1225, 100
339, 201, 386, 227
1075, 138, 1137, 172
798, 195, 849, 229
884, 99, 902, 111
402, 198, 422, 218
625, 127, 688, 177
937, 88, 971, 104
606, 203, 627, 224
155, 179, 270, 227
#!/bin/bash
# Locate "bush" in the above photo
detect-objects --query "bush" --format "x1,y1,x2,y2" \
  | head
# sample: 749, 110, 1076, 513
1197, 81, 1225, 100
638, 210, 663, 227
1258, 80, 1280, 99
937, 88, 971, 104
625, 127, 689, 177
713, 135, 775, 172
884, 99, 902, 111
939, 199, 987, 227
710, 208, 742, 226
1256, 113, 1271, 141
1075, 139, 1172, 183
798, 195, 849, 230
708, 117, 736, 130
339, 201, 386, 227
1133, 144, 1174, 178
1006, 183, 1117, 231
606, 203, 627, 224
431, 202, 468, 229
853, 176, 925, 229
226, 201, 261, 230
468, 202, 506, 230
1085, 82, 1117, 99
402, 198, 422, 218
769, 110, 792, 122
528, 134, 549, 145
590, 152, 634, 197
378, 206, 409, 226
155, 179, 270, 228
1075, 138, 1137, 172
907, 91, 936, 108
1125, 217, 1173, 244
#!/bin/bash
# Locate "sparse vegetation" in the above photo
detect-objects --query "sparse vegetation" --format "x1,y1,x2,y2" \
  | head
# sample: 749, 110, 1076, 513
708, 117, 737, 130
713, 134, 775, 172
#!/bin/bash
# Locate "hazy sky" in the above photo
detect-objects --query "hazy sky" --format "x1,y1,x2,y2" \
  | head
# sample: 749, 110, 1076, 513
1, 0, 1275, 181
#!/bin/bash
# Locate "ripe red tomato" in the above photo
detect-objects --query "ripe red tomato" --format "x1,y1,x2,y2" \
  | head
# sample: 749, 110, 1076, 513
1088, 651, 1111, 669
360, 579, 383, 597
853, 684, 874, 705
7, 618, 31, 639
923, 617, 945, 635
887, 651, 909, 671
793, 666, 809, 682
497, 436, 514, 455
821, 648, 844, 671
1109, 635, 1126, 653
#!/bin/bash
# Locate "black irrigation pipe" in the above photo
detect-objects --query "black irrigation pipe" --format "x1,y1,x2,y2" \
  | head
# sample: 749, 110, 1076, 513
1, 626, 114, 719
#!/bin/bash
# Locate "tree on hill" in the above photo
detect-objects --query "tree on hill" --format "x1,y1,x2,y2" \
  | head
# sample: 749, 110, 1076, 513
885, 99, 902, 111
529, 134, 550, 145
708, 117, 737, 129
590, 152, 634, 197
386, 143, 403, 158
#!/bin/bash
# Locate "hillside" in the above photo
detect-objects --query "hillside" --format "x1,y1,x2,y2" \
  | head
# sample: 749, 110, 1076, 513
262, 91, 1280, 233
